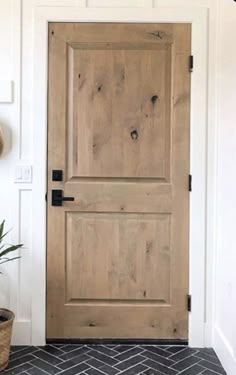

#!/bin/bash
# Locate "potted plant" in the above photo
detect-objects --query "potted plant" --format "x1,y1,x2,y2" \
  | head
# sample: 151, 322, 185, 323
0, 220, 23, 371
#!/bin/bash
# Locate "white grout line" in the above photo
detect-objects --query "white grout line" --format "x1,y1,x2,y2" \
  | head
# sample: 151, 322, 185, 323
169, 354, 199, 367
168, 348, 193, 359
27, 363, 52, 375
174, 360, 204, 375
7, 346, 226, 375
34, 348, 71, 361
194, 354, 223, 367
4, 361, 34, 374
113, 347, 145, 360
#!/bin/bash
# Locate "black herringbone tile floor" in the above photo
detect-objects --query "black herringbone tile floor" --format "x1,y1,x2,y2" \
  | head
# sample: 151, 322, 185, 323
1, 345, 226, 375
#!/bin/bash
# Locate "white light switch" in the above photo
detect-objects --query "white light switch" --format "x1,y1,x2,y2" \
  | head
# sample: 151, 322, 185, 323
14, 166, 32, 183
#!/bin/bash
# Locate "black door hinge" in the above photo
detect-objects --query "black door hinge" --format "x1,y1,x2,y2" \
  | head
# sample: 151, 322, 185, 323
189, 174, 192, 192
45, 193, 47, 202
189, 55, 194, 73
187, 295, 192, 312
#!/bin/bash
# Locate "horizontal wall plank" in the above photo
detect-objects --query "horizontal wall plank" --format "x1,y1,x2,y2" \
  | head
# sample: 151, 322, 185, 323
34, 0, 86, 6
154, 0, 210, 7
88, 0, 153, 8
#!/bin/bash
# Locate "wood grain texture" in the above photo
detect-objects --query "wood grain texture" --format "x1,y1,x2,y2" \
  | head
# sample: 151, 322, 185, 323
66, 213, 170, 302
68, 45, 171, 179
47, 23, 191, 339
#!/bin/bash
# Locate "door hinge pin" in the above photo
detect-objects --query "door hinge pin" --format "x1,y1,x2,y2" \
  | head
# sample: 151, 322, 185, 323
187, 295, 192, 312
189, 174, 192, 192
189, 55, 194, 73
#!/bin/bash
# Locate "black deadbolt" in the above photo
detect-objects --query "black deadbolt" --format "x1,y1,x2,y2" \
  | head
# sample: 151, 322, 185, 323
52, 170, 63, 181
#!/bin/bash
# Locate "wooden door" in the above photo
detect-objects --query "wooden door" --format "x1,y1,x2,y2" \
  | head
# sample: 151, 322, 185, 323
47, 23, 191, 339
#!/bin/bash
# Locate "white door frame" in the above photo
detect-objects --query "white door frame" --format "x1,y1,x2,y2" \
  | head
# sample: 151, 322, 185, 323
31, 6, 208, 347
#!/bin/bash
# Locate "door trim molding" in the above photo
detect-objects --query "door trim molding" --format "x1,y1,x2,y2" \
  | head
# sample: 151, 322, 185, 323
30, 6, 209, 347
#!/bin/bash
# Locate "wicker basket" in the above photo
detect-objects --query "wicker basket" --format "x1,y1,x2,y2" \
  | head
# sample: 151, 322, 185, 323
0, 309, 15, 372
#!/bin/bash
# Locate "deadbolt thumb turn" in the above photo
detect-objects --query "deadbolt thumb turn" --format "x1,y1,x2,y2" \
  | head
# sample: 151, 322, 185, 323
52, 189, 75, 206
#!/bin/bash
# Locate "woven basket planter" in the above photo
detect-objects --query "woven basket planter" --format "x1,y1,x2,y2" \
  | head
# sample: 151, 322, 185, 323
0, 308, 15, 372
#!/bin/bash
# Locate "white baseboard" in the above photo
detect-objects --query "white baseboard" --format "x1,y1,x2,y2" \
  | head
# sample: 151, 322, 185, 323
214, 325, 236, 375
12, 320, 31, 345
204, 322, 213, 347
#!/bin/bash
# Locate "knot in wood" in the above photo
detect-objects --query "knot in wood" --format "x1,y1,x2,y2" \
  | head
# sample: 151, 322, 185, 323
130, 129, 138, 140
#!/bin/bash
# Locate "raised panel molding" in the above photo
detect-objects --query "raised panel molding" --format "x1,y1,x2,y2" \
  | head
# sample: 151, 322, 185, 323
67, 40, 171, 179
66, 212, 171, 303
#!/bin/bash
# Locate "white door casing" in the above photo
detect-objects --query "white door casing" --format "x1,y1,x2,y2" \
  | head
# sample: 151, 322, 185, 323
16, 2, 217, 347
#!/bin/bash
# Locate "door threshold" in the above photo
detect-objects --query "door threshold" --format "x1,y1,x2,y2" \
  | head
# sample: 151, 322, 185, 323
46, 338, 188, 346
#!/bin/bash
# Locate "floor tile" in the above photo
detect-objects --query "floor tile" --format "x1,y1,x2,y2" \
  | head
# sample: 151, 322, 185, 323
118, 363, 148, 375
197, 360, 226, 375
57, 353, 91, 370
114, 347, 144, 361
99, 363, 120, 375
58, 362, 89, 375
37, 345, 65, 357
142, 350, 175, 367
27, 367, 54, 375
87, 345, 118, 357
59, 347, 90, 361
194, 351, 222, 366
2, 345, 226, 375
170, 355, 201, 372
31, 350, 63, 366
143, 369, 167, 375
177, 364, 204, 375
142, 359, 178, 375
87, 350, 119, 366
7, 355, 36, 370
115, 354, 146, 371
168, 348, 198, 362
29, 359, 61, 374
165, 347, 186, 355
3, 363, 33, 375
143, 346, 173, 358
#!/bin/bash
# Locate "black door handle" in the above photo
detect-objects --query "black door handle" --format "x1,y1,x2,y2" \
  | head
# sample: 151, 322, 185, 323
52, 189, 75, 206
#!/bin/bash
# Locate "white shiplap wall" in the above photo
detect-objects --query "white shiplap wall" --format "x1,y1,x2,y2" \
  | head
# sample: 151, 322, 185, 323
1, 1, 236, 374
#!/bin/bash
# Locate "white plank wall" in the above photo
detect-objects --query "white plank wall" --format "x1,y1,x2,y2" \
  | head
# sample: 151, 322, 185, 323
0, 1, 236, 374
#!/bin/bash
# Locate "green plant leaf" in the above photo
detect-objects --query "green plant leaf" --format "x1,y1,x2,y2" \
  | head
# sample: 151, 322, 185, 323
0, 244, 23, 258
0, 220, 5, 238
0, 221, 24, 273
0, 229, 11, 243
0, 256, 21, 265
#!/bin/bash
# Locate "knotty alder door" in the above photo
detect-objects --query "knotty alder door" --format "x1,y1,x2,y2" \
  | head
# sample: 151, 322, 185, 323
47, 23, 191, 339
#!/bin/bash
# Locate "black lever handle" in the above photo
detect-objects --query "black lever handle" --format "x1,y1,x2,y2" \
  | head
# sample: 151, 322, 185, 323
52, 189, 75, 206
62, 197, 74, 202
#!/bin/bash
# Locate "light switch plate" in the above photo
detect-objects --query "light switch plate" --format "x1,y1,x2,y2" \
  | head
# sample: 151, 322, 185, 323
14, 165, 32, 183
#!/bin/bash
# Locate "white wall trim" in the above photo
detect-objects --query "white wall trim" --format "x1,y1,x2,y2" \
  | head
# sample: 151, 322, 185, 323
12, 320, 31, 346
204, 0, 220, 348
214, 325, 236, 375
27, 5, 209, 347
